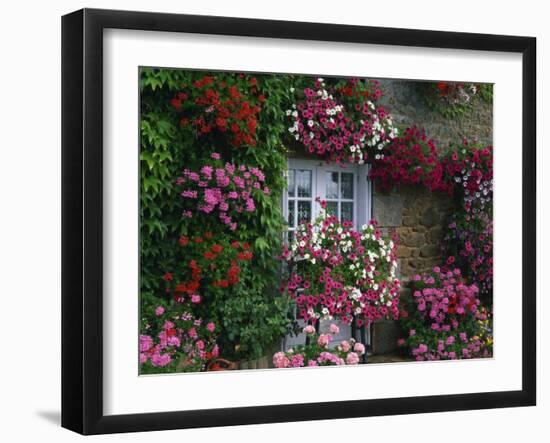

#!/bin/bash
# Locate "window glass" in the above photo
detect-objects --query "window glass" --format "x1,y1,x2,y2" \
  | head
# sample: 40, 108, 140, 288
287, 169, 295, 197
341, 202, 354, 223
297, 201, 312, 224
341, 173, 354, 199
296, 169, 312, 197
325, 171, 339, 199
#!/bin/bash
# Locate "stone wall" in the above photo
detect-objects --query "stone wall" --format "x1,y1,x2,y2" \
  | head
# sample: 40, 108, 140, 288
378, 79, 493, 149
373, 79, 493, 282
373, 187, 453, 279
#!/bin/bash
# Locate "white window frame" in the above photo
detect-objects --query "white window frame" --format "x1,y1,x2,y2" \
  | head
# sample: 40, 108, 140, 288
282, 158, 372, 236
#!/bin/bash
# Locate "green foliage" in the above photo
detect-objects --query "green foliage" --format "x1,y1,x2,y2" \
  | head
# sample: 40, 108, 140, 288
139, 68, 297, 361
416, 81, 491, 119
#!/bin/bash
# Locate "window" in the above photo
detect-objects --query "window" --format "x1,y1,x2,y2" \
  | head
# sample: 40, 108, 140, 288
283, 159, 372, 241
281, 159, 373, 351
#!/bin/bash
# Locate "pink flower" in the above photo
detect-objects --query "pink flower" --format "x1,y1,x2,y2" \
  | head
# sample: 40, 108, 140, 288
139, 335, 153, 352
151, 352, 172, 367
346, 352, 360, 365
329, 323, 340, 334
155, 306, 165, 316
303, 325, 315, 335
340, 340, 351, 352
206, 322, 216, 333
191, 294, 201, 304
211, 152, 221, 160
317, 334, 331, 347
353, 342, 365, 355
273, 352, 290, 368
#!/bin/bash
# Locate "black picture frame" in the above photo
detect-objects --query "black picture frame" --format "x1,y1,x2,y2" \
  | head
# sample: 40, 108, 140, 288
61, 8, 536, 435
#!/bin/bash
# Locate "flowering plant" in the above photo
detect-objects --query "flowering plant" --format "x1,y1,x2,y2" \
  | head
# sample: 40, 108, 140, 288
441, 141, 493, 299
443, 215, 493, 299
418, 81, 482, 118
272, 323, 366, 368
170, 74, 264, 148
369, 127, 451, 193
140, 303, 219, 373
162, 232, 254, 307
177, 152, 270, 231
398, 266, 493, 361
442, 141, 493, 215
287, 77, 398, 164
281, 203, 400, 326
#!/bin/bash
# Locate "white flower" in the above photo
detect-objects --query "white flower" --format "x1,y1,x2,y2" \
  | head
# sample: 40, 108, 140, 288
290, 87, 295, 93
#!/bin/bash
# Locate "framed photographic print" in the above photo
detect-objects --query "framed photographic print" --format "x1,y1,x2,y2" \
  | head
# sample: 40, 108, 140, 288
61, 8, 536, 435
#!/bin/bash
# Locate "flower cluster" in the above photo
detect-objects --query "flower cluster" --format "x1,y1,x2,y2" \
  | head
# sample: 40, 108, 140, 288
441, 141, 493, 299
287, 78, 398, 164
163, 232, 254, 305
177, 153, 270, 231
418, 81, 482, 118
140, 305, 219, 372
272, 323, 366, 368
442, 141, 493, 215
398, 266, 492, 361
444, 215, 493, 298
171, 74, 264, 147
281, 204, 400, 326
369, 127, 451, 193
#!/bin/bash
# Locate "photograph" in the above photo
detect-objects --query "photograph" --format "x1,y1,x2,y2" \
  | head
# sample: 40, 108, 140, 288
138, 68, 494, 374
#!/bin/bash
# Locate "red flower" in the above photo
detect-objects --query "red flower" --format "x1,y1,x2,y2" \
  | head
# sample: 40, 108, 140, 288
211, 244, 224, 254
163, 272, 173, 282
170, 98, 182, 110
179, 236, 189, 246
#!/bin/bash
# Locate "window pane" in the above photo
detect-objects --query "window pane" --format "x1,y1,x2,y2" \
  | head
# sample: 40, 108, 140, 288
325, 171, 339, 199
296, 169, 312, 197
341, 202, 354, 223
325, 201, 338, 217
297, 201, 312, 224
341, 173, 354, 199
287, 169, 295, 197
287, 200, 295, 228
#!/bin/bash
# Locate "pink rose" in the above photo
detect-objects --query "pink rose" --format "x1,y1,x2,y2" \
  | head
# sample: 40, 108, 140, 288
206, 322, 216, 333
340, 340, 351, 352
303, 325, 315, 335
346, 352, 360, 365
353, 342, 365, 355
317, 334, 331, 347
329, 323, 340, 334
